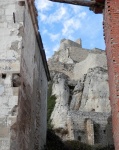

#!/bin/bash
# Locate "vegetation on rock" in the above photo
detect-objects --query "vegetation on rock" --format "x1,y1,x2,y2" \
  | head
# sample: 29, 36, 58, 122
45, 130, 114, 150
47, 82, 56, 128
46, 82, 114, 150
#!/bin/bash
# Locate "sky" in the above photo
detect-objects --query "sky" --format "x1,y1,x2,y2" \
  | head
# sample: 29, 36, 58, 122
35, 0, 105, 58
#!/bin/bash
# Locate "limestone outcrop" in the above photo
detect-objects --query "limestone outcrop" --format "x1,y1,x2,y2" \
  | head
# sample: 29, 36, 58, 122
48, 39, 113, 146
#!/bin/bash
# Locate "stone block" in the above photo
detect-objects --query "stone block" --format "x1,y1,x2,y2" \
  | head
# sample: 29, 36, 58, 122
0, 9, 4, 15
0, 127, 9, 138
13, 87, 19, 96
7, 117, 16, 126
0, 85, 4, 95
0, 139, 10, 150
5, 5, 15, 16
0, 16, 6, 23
0, 117, 7, 127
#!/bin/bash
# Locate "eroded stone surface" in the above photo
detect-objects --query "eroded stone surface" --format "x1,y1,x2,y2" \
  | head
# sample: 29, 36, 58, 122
0, 0, 23, 149
48, 39, 113, 146
0, 1, 49, 150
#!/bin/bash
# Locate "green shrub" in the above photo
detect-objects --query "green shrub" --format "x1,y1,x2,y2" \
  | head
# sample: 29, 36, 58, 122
64, 140, 80, 150
64, 140, 92, 150
46, 84, 115, 150
44, 129, 67, 150
45, 131, 115, 150
47, 82, 56, 128
94, 144, 114, 150
47, 95, 56, 122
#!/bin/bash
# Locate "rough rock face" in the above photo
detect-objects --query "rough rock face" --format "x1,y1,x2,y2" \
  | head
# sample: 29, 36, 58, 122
48, 39, 113, 146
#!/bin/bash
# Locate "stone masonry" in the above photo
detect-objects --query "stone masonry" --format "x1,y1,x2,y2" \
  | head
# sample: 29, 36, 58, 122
0, 0, 50, 150
86, 119, 94, 145
48, 0, 119, 148
48, 39, 113, 146
16, 1, 50, 149
0, 1, 23, 149
104, 0, 119, 149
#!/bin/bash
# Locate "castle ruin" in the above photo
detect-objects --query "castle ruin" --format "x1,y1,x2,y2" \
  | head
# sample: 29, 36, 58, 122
49, 0, 119, 149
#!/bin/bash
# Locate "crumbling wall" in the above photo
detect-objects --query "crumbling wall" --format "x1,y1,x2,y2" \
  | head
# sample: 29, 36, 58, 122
104, 0, 119, 149
49, 39, 113, 146
0, 0, 23, 149
16, 1, 49, 150
69, 111, 113, 145
0, 0, 49, 150
86, 119, 94, 145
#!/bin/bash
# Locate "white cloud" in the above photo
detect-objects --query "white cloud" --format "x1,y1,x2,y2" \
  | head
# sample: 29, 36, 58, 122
35, 0, 53, 11
46, 6, 68, 24
42, 29, 48, 35
69, 5, 82, 14
45, 43, 60, 59
52, 44, 60, 51
62, 18, 81, 36
39, 13, 47, 21
49, 33, 60, 41
41, 30, 60, 41
44, 46, 52, 59
78, 12, 86, 19
61, 10, 86, 38
79, 15, 102, 40
35, 0, 104, 58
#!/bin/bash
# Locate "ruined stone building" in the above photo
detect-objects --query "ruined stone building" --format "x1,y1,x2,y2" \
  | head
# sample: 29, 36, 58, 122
1, 0, 119, 149
49, 0, 119, 149
48, 39, 113, 146
0, 0, 50, 150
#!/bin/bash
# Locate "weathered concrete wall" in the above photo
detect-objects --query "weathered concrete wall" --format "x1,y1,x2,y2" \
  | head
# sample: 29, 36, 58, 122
0, 0, 23, 149
16, 1, 49, 150
104, 0, 119, 149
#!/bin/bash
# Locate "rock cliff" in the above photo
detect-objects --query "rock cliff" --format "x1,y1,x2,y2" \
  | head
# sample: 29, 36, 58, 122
48, 39, 113, 146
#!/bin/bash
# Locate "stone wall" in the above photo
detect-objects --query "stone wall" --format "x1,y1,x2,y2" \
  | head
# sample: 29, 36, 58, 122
69, 111, 113, 145
48, 39, 107, 80
86, 119, 94, 145
104, 0, 119, 149
0, 0, 23, 149
0, 0, 50, 150
16, 1, 50, 150
48, 39, 113, 146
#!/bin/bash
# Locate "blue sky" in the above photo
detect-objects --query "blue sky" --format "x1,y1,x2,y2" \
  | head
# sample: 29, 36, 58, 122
35, 0, 105, 58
